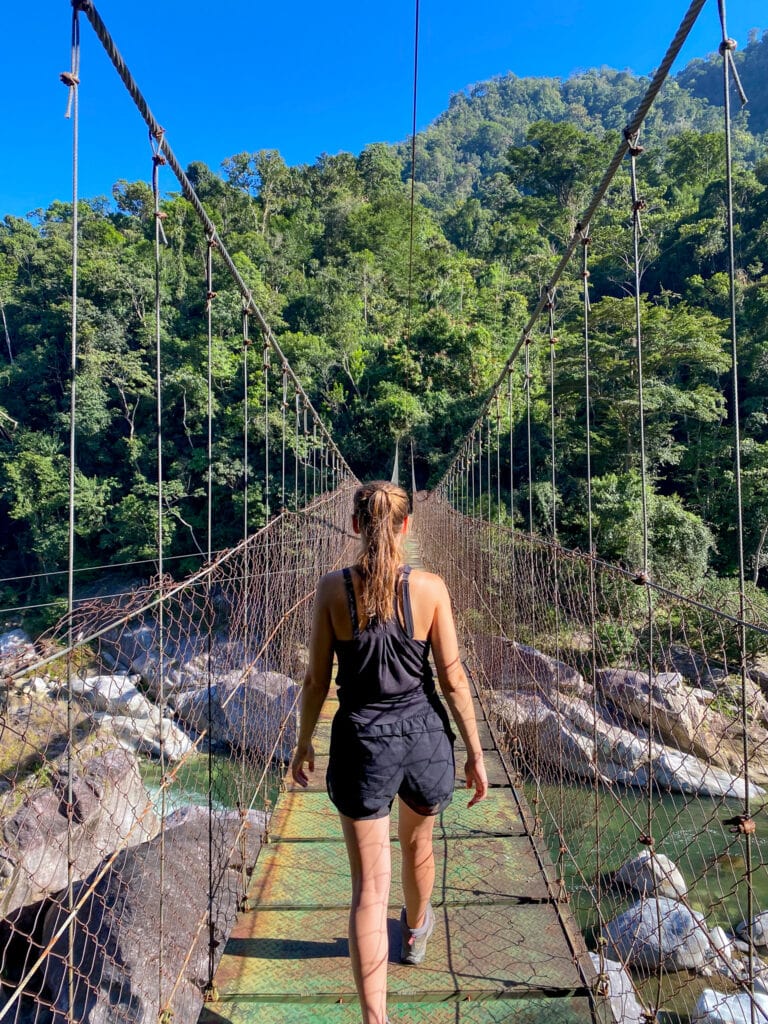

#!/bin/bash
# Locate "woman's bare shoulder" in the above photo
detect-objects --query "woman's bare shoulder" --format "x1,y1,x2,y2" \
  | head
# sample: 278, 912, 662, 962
407, 568, 449, 599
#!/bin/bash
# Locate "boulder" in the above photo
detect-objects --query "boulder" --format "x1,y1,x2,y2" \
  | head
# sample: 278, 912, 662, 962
0, 748, 159, 918
588, 952, 646, 1024
596, 668, 714, 757
476, 637, 586, 695
40, 812, 264, 1024
63, 673, 157, 721
611, 851, 688, 900
660, 644, 726, 689
602, 896, 718, 973
692, 984, 768, 1023
95, 713, 193, 763
736, 911, 768, 949
174, 684, 229, 740
652, 748, 764, 801
491, 689, 763, 799
219, 671, 301, 761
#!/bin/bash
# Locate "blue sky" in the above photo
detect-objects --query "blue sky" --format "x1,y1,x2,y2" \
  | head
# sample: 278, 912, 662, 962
0, 0, 761, 218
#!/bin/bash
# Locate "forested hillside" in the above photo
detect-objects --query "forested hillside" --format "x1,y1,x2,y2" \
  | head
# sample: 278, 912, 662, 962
1, 34, 767, 623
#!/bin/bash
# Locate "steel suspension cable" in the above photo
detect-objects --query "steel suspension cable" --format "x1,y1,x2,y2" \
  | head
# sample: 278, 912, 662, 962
150, 124, 169, 1018
580, 229, 609, 1008
626, 131, 663, 1020
204, 235, 216, 997
63, 7, 81, 1018
405, 0, 421, 342
717, 0, 754, 1006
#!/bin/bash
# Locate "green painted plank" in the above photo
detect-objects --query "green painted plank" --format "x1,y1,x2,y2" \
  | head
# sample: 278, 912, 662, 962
268, 789, 527, 843
209, 904, 593, 1003
247, 835, 552, 910
200, 994, 596, 1023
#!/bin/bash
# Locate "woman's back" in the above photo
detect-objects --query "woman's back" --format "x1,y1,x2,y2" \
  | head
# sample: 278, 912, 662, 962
332, 565, 438, 717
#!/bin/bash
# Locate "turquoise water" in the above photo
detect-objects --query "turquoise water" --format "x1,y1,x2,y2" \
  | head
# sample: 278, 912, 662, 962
530, 780, 768, 1021
141, 752, 282, 817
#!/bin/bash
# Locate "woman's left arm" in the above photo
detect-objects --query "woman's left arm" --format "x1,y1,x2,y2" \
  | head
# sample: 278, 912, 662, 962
291, 575, 334, 787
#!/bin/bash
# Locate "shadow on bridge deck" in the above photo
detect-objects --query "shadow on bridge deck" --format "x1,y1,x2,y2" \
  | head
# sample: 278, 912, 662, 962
199, 674, 612, 1023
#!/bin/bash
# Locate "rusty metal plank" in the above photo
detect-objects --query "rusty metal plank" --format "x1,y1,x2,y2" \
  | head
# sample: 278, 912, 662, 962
269, 789, 528, 843
200, 994, 595, 1023
247, 836, 551, 910
209, 904, 592, 1003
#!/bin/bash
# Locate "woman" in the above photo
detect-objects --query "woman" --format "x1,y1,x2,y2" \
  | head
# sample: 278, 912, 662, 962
291, 480, 488, 1024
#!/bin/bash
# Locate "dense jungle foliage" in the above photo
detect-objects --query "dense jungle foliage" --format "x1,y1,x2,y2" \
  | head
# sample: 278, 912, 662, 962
1, 31, 767, 623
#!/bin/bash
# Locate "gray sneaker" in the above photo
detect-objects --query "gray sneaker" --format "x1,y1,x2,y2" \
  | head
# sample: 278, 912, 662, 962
399, 904, 435, 965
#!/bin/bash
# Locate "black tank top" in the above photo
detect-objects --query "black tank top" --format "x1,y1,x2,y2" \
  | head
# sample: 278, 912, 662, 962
334, 565, 436, 719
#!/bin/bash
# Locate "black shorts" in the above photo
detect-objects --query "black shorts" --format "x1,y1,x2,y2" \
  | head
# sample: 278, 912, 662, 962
327, 702, 455, 821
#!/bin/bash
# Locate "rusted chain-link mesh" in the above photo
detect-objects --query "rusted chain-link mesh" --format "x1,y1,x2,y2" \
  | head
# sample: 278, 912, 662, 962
415, 496, 768, 1022
0, 483, 356, 1023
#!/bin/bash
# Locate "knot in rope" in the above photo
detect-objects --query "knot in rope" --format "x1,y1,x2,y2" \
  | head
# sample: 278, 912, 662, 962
638, 833, 655, 846
59, 71, 80, 87
719, 37, 737, 52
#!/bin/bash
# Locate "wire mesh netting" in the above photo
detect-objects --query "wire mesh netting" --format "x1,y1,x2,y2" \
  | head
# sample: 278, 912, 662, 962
415, 495, 768, 1022
0, 483, 357, 1023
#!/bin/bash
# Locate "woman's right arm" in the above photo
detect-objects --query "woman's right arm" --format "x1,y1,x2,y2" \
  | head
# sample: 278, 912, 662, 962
430, 577, 488, 807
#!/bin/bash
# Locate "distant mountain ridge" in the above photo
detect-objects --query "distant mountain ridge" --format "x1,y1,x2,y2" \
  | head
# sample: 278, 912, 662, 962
407, 28, 766, 206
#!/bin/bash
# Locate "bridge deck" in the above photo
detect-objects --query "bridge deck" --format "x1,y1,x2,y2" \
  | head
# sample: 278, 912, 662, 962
200, 682, 607, 1024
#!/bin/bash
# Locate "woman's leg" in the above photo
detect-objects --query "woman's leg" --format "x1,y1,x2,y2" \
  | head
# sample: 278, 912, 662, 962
397, 798, 436, 929
339, 812, 391, 1024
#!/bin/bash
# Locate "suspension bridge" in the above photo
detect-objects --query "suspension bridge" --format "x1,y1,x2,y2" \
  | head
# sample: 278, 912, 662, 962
0, 0, 765, 1022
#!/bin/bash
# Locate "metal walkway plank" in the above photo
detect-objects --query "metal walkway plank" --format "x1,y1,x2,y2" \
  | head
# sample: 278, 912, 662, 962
200, 994, 595, 1023
268, 788, 529, 843
208, 903, 591, 1003
248, 835, 552, 910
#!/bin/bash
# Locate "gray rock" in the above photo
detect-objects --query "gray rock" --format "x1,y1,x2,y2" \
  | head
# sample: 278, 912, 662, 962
603, 896, 717, 972
95, 713, 193, 763
219, 671, 299, 761
64, 673, 157, 721
653, 748, 764, 801
588, 952, 646, 1024
0, 748, 159, 918
736, 910, 768, 949
40, 813, 264, 1023
660, 644, 726, 689
692, 984, 768, 1023
611, 851, 688, 900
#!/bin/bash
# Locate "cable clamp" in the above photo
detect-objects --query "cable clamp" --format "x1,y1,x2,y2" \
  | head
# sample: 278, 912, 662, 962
153, 153, 167, 168
72, 0, 93, 11
523, 334, 532, 346
549, 335, 557, 346
60, 72, 80, 87
206, 290, 217, 302
724, 813, 756, 835
638, 833, 655, 847
633, 569, 651, 586
719, 38, 737, 53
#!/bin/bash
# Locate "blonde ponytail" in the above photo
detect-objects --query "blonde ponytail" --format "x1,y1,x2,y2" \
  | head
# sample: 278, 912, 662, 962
354, 481, 409, 622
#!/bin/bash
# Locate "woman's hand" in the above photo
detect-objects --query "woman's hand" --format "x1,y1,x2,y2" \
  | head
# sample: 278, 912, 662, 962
291, 741, 315, 788
465, 754, 488, 808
